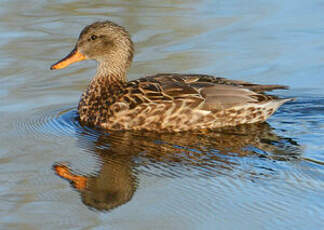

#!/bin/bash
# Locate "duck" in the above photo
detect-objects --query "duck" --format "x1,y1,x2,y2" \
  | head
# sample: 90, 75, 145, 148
50, 21, 293, 132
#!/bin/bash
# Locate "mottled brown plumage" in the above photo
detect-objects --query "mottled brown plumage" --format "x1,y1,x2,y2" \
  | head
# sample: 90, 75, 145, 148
51, 21, 294, 132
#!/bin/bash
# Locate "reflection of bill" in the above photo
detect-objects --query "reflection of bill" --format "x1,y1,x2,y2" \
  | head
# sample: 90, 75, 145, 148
54, 158, 135, 211
54, 164, 87, 190
53, 123, 301, 211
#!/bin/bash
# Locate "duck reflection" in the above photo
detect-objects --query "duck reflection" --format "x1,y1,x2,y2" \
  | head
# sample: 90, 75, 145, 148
53, 122, 301, 211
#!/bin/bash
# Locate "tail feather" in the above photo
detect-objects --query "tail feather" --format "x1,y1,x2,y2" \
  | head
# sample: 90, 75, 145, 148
246, 84, 289, 93
277, 97, 296, 105
246, 97, 295, 124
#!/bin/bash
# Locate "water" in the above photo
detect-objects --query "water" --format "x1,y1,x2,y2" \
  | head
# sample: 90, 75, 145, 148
0, 0, 323, 229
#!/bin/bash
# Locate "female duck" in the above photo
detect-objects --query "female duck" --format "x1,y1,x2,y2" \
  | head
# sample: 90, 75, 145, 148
51, 21, 293, 132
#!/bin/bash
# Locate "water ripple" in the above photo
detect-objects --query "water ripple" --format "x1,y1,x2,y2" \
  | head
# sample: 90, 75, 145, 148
15, 105, 99, 139
13, 105, 303, 214
10, 101, 322, 226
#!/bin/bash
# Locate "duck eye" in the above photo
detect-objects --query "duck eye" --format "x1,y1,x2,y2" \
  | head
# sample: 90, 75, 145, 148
91, 35, 97, 40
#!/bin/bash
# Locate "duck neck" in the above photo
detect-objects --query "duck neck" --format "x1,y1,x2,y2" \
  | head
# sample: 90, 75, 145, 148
95, 61, 127, 84
89, 62, 127, 96
78, 62, 127, 125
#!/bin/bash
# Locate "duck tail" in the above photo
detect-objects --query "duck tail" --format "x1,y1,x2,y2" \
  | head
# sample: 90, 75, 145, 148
277, 97, 296, 105
247, 84, 289, 93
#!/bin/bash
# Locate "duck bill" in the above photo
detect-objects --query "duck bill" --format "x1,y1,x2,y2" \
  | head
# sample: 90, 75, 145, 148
50, 48, 86, 70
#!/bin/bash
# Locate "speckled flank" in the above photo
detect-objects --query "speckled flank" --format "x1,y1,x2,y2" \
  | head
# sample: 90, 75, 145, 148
78, 72, 293, 132
53, 21, 293, 132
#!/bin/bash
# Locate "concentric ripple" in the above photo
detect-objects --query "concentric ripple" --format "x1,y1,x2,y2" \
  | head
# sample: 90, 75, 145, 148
10, 100, 323, 219
14, 104, 102, 140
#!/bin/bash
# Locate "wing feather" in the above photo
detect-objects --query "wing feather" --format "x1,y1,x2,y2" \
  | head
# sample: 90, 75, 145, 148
120, 73, 284, 112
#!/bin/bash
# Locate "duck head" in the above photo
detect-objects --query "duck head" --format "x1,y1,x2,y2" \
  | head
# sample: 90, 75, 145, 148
50, 21, 134, 75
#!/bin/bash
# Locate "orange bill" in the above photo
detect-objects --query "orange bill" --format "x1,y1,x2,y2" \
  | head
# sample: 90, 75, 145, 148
50, 48, 86, 70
